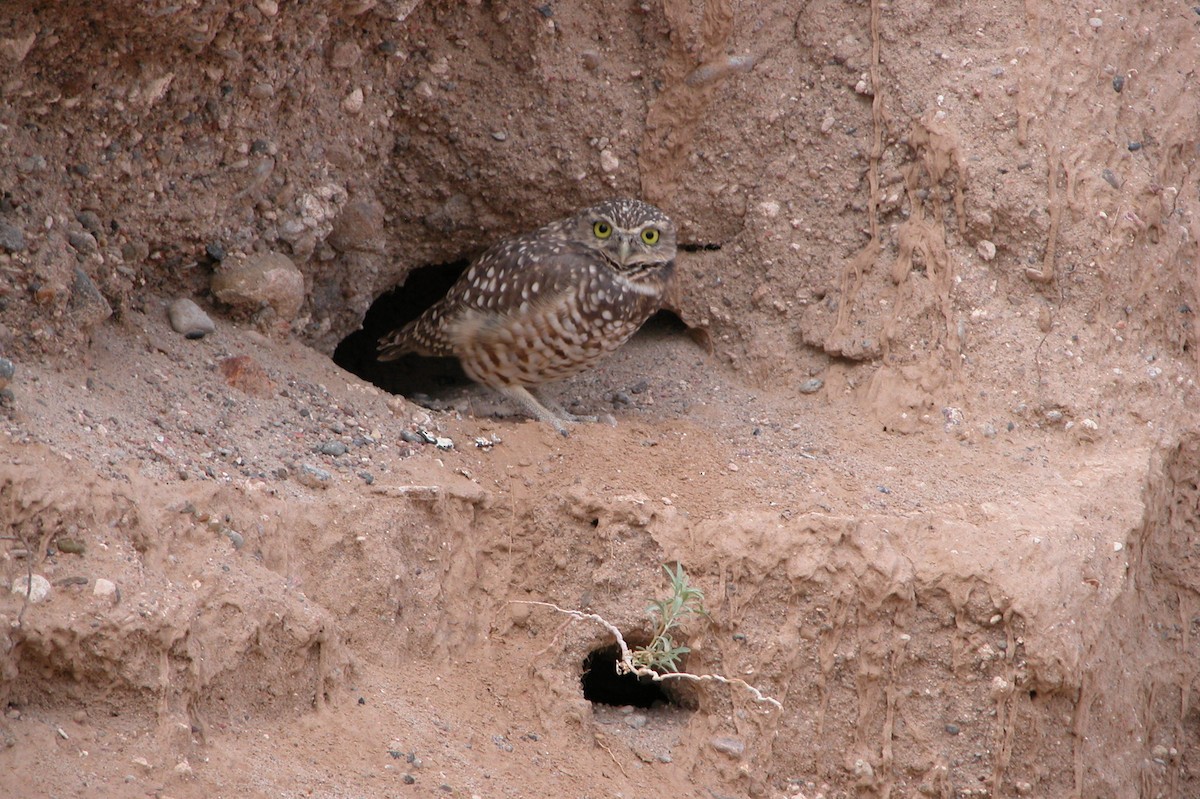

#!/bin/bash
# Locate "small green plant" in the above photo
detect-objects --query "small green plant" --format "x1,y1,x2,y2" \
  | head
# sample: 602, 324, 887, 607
629, 563, 708, 673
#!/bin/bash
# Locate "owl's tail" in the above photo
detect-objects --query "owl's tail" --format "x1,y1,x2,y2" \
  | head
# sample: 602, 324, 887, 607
376, 325, 417, 362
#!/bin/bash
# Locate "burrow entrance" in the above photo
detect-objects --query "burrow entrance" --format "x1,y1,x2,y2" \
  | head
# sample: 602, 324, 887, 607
333, 261, 696, 409
581, 642, 695, 710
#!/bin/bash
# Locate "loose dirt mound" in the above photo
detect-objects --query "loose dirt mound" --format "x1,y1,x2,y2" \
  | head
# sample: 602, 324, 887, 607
3, 1, 1200, 797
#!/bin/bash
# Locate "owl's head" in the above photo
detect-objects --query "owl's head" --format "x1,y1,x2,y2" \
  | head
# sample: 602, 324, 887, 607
569, 199, 677, 274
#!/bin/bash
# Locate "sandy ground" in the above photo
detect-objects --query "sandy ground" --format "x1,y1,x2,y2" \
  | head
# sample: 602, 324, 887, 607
3, 1, 1200, 797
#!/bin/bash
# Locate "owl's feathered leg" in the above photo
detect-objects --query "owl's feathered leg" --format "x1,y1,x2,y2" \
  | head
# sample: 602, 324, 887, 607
497, 386, 598, 436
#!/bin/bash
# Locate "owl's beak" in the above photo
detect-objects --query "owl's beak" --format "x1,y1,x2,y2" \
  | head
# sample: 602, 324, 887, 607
617, 236, 632, 264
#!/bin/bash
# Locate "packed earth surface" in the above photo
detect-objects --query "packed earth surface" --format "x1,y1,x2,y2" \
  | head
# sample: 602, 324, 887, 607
2, 1, 1200, 797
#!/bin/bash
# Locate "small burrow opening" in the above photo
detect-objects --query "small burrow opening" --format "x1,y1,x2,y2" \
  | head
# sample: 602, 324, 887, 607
581, 642, 695, 710
332, 260, 471, 399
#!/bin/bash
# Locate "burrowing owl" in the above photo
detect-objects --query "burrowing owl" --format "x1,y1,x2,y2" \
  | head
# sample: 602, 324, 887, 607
378, 198, 677, 434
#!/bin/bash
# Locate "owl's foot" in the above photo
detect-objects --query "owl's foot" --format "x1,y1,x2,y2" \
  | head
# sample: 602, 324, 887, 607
500, 387, 602, 436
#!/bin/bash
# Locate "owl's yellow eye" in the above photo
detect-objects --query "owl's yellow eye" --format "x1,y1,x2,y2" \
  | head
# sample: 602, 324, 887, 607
593, 221, 612, 239
641, 228, 660, 245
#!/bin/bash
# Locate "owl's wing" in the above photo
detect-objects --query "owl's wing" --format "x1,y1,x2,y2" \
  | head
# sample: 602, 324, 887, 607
377, 236, 593, 361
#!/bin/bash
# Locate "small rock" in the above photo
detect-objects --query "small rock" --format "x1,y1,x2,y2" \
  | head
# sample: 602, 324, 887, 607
399, 430, 425, 444
944, 723, 960, 735
70, 267, 112, 328
219, 355, 274, 397
798, 377, 824, 394
1128, 141, 1142, 151
330, 41, 362, 69
342, 87, 365, 114
11, 574, 51, 603
317, 441, 349, 457
0, 358, 14, 391
1088, 16, 1102, 28
211, 251, 305, 321
17, 155, 46, 173
225, 530, 244, 549
205, 241, 227, 262
168, 298, 216, 339
93, 578, 117, 598
68, 224, 99, 252
0, 32, 37, 63
297, 464, 332, 489
599, 149, 619, 173
328, 200, 385, 253
1112, 74, 1124, 93
75, 210, 104, 238
1101, 168, 1123, 190
976, 239, 996, 261
0, 219, 25, 253
581, 51, 601, 70
490, 131, 507, 142
710, 736, 745, 759
626, 714, 648, 730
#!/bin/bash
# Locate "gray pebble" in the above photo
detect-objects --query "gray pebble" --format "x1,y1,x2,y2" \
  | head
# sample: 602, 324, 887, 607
225, 530, 245, 549
297, 463, 333, 489
1112, 74, 1124, 92
0, 357, 14, 391
399, 429, 425, 444
1128, 141, 1142, 151
67, 230, 98, 255
168, 298, 216, 339
626, 714, 648, 729
0, 219, 26, 253
75, 210, 104, 237
798, 377, 824, 394
711, 736, 745, 758
17, 155, 46, 173
317, 441, 349, 457
358, 471, 374, 485
1101, 168, 1123, 189
611, 390, 633, 407
945, 723, 960, 735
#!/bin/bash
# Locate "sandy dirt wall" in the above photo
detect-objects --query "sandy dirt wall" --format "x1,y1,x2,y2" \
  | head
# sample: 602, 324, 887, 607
3, 0, 1200, 797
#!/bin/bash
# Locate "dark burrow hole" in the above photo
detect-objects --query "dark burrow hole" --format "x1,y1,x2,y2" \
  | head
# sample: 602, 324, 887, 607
333, 260, 695, 403
581, 642, 693, 710
333, 259, 471, 399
